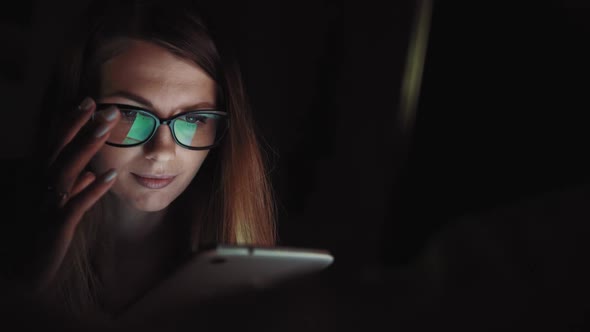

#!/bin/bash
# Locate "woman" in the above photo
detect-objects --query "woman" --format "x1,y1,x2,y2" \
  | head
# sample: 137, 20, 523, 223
20, 0, 276, 320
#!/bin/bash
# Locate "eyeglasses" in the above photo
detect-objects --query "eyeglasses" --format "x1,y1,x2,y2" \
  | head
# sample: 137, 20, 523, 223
93, 103, 229, 150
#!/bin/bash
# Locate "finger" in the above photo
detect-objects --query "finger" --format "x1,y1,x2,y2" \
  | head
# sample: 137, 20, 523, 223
47, 132, 110, 208
50, 170, 97, 208
47, 97, 96, 166
48, 106, 120, 199
70, 171, 96, 197
36, 169, 118, 290
61, 169, 118, 238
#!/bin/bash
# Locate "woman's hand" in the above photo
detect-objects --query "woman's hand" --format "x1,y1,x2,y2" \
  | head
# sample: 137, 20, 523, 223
33, 97, 120, 291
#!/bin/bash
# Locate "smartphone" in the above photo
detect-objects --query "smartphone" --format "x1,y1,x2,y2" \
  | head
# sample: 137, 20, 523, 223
118, 245, 334, 321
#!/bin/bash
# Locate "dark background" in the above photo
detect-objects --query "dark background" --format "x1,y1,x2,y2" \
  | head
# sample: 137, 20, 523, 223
1, 1, 590, 328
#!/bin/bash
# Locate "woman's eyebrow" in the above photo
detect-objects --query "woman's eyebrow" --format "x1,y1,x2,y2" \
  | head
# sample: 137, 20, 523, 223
102, 91, 216, 110
103, 91, 154, 108
186, 101, 216, 109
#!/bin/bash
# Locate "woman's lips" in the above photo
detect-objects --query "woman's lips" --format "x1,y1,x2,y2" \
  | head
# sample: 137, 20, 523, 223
132, 173, 176, 189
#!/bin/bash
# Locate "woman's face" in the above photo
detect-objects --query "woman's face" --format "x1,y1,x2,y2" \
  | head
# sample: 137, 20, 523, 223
90, 40, 215, 212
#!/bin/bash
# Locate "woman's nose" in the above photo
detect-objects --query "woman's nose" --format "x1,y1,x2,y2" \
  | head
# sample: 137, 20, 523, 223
143, 124, 177, 161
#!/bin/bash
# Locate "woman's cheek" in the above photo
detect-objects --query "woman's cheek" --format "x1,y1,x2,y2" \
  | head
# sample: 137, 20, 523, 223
90, 146, 138, 174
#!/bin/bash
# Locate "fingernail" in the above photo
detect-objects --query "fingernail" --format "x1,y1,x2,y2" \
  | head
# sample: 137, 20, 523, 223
103, 169, 118, 183
94, 123, 110, 137
78, 97, 93, 112
103, 106, 119, 121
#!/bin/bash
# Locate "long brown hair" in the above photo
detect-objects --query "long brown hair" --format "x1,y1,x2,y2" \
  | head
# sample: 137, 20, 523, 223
35, 0, 276, 316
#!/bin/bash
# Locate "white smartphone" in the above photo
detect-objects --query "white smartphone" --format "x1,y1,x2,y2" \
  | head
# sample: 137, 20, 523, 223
118, 245, 334, 322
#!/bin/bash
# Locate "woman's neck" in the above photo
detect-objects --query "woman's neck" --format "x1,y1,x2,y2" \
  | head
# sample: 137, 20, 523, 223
103, 192, 170, 246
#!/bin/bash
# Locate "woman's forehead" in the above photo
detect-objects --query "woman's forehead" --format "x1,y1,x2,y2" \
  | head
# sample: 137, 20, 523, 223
99, 40, 216, 113
101, 40, 212, 86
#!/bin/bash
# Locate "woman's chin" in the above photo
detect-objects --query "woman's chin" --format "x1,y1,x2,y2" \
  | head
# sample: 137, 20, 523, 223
127, 195, 174, 212
133, 201, 171, 212
110, 184, 181, 212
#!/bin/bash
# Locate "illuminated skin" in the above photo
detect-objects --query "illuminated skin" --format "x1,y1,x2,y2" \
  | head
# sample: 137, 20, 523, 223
90, 40, 215, 213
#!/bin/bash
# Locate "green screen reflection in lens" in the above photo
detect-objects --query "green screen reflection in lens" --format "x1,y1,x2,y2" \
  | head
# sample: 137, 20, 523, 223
123, 113, 153, 145
175, 120, 198, 146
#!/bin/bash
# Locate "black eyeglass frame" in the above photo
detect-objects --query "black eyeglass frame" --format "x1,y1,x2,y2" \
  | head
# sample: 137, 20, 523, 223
93, 103, 230, 150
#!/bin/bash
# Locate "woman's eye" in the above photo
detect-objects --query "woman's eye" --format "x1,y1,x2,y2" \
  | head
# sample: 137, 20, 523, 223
185, 114, 207, 124
121, 110, 137, 120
